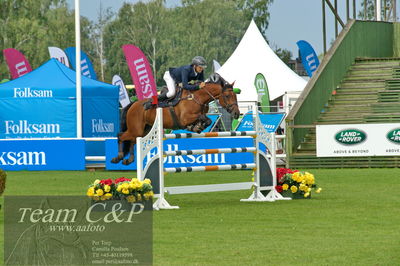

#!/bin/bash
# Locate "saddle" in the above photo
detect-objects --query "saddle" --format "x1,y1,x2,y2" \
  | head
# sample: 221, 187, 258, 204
143, 85, 183, 110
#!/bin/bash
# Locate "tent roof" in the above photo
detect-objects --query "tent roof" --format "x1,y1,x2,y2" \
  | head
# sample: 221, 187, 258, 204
0, 58, 117, 98
217, 20, 307, 101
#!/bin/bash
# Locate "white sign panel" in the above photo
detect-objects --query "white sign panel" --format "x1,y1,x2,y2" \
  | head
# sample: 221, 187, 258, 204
316, 123, 400, 157
112, 75, 131, 108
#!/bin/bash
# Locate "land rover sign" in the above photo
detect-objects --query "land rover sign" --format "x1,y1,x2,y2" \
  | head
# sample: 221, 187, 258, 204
386, 128, 400, 144
316, 123, 400, 157
335, 129, 366, 145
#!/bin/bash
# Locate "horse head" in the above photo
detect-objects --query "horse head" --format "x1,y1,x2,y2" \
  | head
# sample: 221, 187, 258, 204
206, 73, 240, 119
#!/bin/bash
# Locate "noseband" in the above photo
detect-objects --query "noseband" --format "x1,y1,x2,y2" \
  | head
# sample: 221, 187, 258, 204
202, 83, 238, 113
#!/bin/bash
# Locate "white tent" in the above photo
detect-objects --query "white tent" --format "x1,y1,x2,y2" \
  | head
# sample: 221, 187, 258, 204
217, 20, 307, 105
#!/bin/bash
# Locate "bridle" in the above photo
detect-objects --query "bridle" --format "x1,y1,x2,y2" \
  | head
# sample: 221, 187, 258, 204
201, 82, 238, 113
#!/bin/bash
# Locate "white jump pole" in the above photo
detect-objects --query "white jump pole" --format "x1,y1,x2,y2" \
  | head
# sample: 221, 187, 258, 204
75, 0, 82, 138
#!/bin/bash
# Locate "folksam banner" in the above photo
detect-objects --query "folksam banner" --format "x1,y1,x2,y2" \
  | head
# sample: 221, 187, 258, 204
235, 112, 285, 133
254, 73, 270, 112
48, 47, 70, 67
64, 47, 97, 80
3, 48, 32, 79
105, 137, 255, 171
112, 75, 131, 108
122, 44, 158, 103
0, 139, 85, 171
296, 40, 319, 77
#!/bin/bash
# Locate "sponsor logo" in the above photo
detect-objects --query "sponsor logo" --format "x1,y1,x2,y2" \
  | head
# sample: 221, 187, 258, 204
5, 120, 60, 135
305, 53, 318, 73
146, 144, 226, 165
80, 58, 92, 78
92, 119, 114, 133
335, 129, 366, 145
133, 57, 156, 98
14, 87, 53, 98
15, 61, 29, 77
0, 151, 46, 166
386, 128, 400, 144
242, 120, 275, 130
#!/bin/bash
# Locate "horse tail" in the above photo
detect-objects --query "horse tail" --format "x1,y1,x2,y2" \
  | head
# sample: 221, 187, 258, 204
119, 102, 135, 157
120, 102, 134, 132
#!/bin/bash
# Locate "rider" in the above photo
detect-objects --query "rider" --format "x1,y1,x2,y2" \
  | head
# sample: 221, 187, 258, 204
158, 56, 207, 101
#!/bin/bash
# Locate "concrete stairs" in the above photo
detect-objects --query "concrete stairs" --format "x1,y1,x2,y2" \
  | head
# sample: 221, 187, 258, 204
290, 58, 400, 168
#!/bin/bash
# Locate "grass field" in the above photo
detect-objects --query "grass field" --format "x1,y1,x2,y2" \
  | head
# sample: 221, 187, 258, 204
1, 168, 400, 265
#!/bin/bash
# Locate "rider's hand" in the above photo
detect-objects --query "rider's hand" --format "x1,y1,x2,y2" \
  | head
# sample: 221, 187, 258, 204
199, 82, 206, 89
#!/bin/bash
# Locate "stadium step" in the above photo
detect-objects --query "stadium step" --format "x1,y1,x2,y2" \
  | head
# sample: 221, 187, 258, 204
291, 57, 400, 168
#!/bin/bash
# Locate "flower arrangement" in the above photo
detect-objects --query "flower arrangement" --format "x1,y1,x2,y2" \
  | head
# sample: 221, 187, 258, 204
276, 168, 322, 198
87, 177, 154, 203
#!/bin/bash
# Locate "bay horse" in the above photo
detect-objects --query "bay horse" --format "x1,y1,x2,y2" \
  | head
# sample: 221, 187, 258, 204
111, 73, 240, 165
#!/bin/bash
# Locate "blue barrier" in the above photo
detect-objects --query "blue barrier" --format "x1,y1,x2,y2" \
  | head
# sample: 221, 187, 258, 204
0, 139, 85, 171
235, 113, 285, 133
105, 137, 255, 171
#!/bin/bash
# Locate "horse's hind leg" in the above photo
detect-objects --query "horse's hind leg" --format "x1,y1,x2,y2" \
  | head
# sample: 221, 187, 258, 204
122, 140, 136, 165
111, 132, 125, 163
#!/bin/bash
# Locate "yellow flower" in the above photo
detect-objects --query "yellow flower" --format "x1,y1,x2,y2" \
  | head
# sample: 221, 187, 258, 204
292, 172, 301, 182
297, 173, 305, 183
96, 189, 104, 196
304, 192, 310, 198
307, 187, 312, 192
144, 191, 154, 200
122, 182, 130, 190
299, 183, 307, 191
122, 188, 130, 195
94, 179, 100, 185
126, 195, 136, 203
143, 178, 151, 184
304, 172, 315, 185
104, 193, 113, 199
316, 188, 322, 193
87, 187, 95, 197
290, 185, 298, 193
282, 184, 289, 191
117, 185, 122, 192
136, 194, 142, 201
104, 185, 111, 192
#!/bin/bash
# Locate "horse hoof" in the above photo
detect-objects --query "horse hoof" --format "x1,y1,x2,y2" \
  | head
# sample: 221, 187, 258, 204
111, 157, 121, 164
122, 159, 132, 165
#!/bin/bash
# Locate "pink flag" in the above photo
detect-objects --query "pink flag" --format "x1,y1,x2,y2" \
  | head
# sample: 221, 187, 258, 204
3, 48, 32, 79
122, 44, 158, 103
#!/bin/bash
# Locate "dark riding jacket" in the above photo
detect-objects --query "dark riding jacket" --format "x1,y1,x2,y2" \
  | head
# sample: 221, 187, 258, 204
169, 64, 204, 90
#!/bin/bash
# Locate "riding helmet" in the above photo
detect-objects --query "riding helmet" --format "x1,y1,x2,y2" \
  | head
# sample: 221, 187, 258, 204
192, 56, 207, 68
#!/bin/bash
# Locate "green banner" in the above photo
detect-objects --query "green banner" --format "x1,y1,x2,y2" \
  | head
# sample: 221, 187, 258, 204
254, 73, 270, 112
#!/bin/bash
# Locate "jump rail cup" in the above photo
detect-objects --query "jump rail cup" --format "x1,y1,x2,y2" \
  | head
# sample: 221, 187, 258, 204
137, 107, 290, 210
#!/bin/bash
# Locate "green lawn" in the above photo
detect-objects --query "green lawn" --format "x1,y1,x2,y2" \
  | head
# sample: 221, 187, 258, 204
1, 168, 400, 265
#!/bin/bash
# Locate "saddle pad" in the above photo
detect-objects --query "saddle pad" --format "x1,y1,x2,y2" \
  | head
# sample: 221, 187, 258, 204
157, 87, 183, 108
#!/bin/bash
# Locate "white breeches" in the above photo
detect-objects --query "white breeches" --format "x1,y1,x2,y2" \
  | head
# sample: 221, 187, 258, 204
163, 71, 176, 98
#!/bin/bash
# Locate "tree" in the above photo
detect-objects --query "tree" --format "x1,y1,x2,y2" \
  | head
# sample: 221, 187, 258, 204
358, 0, 396, 21
90, 3, 114, 82
0, 0, 92, 79
103, 0, 247, 86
